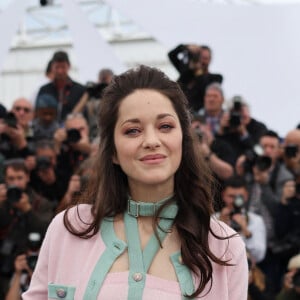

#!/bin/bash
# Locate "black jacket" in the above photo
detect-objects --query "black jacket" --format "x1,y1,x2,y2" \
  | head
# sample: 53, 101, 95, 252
36, 77, 85, 122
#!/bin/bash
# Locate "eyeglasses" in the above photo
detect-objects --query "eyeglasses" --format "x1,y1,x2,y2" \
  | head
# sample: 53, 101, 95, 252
13, 106, 32, 113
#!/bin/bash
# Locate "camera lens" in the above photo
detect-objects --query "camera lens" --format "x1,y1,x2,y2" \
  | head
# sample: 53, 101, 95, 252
36, 156, 52, 171
6, 186, 23, 204
284, 144, 299, 158
254, 156, 272, 171
26, 254, 39, 271
66, 128, 81, 144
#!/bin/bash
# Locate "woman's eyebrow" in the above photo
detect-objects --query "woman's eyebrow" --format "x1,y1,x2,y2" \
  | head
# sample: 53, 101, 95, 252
121, 118, 140, 126
121, 113, 176, 126
157, 113, 176, 120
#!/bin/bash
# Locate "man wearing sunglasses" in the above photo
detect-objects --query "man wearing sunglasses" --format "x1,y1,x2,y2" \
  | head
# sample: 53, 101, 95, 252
0, 98, 34, 160
12, 98, 34, 134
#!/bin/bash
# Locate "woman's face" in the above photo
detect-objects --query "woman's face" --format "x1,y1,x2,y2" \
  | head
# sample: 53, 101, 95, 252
113, 89, 183, 191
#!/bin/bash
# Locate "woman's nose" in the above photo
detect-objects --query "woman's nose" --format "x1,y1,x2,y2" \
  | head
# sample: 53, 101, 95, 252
142, 129, 161, 149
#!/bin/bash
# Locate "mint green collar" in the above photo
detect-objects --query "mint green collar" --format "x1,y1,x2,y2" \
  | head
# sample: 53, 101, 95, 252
127, 195, 178, 218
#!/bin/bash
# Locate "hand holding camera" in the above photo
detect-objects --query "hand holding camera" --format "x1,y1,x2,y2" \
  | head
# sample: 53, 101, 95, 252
14, 254, 32, 276
10, 189, 31, 213
5, 186, 31, 213
4, 125, 27, 150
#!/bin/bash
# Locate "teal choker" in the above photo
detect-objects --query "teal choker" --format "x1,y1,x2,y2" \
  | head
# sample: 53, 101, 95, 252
127, 195, 178, 219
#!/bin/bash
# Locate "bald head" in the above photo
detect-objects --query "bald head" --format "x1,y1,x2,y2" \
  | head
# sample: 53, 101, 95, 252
12, 98, 33, 128
285, 129, 300, 146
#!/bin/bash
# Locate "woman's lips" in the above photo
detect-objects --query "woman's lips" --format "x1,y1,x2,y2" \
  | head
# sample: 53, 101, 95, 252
140, 154, 166, 164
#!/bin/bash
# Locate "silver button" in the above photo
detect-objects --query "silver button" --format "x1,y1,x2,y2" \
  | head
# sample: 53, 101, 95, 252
56, 288, 67, 298
178, 255, 183, 264
132, 272, 143, 282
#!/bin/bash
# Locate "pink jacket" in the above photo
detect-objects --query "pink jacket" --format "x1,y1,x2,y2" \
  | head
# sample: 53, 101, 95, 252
23, 204, 248, 299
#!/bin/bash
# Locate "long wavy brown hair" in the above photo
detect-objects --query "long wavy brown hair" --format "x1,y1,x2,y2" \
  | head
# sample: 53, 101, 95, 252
64, 65, 232, 298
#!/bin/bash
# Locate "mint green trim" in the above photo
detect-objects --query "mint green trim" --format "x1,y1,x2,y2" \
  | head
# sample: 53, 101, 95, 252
127, 195, 176, 218
48, 283, 76, 299
124, 212, 176, 299
142, 218, 174, 271
124, 212, 146, 300
83, 218, 127, 300
170, 252, 195, 300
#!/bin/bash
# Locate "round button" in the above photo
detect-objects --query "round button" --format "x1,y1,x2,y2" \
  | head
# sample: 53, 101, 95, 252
178, 255, 183, 264
56, 288, 67, 298
132, 272, 143, 282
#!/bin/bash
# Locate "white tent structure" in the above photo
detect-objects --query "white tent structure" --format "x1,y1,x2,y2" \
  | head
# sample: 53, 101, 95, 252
0, 0, 299, 136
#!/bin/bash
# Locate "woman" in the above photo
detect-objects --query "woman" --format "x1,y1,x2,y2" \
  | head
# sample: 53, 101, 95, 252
23, 65, 247, 299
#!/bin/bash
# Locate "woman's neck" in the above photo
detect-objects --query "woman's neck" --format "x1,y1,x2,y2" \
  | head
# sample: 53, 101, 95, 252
128, 183, 174, 203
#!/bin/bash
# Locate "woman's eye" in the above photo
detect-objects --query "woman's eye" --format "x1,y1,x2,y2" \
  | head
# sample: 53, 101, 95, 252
124, 128, 140, 135
160, 124, 174, 131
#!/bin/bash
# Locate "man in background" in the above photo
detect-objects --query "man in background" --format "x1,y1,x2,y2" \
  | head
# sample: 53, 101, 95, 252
36, 51, 85, 123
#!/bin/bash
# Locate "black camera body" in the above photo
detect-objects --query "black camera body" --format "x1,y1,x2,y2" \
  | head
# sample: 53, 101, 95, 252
66, 128, 81, 144
6, 186, 23, 204
229, 99, 242, 129
86, 82, 108, 99
230, 195, 247, 232
284, 144, 299, 158
243, 145, 272, 173
3, 112, 18, 128
36, 156, 52, 171
26, 254, 39, 271
26, 232, 42, 271
193, 126, 203, 142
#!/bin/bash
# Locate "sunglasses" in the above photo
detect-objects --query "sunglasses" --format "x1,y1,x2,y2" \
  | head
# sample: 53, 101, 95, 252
13, 106, 31, 113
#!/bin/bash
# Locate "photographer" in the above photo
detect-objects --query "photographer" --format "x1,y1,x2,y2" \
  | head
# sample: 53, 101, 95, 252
5, 232, 42, 300
0, 99, 34, 160
197, 83, 225, 136
168, 44, 223, 112
30, 140, 69, 207
54, 113, 91, 179
273, 179, 300, 262
276, 254, 300, 300
217, 176, 267, 263
217, 96, 267, 164
72, 68, 113, 140
191, 115, 234, 180
36, 51, 85, 123
0, 159, 53, 296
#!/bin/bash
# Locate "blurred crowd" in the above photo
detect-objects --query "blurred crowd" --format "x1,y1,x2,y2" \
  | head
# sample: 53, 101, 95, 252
0, 46, 299, 299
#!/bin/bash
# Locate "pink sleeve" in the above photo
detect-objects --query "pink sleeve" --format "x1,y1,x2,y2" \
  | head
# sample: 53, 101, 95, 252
226, 236, 248, 300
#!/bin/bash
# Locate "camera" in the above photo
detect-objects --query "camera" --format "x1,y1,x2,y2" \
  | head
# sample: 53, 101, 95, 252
36, 156, 52, 171
66, 128, 81, 144
86, 82, 108, 99
230, 195, 246, 232
193, 126, 203, 142
243, 145, 272, 173
6, 186, 23, 204
293, 269, 300, 288
284, 144, 299, 158
26, 232, 42, 271
229, 98, 242, 128
3, 112, 18, 128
